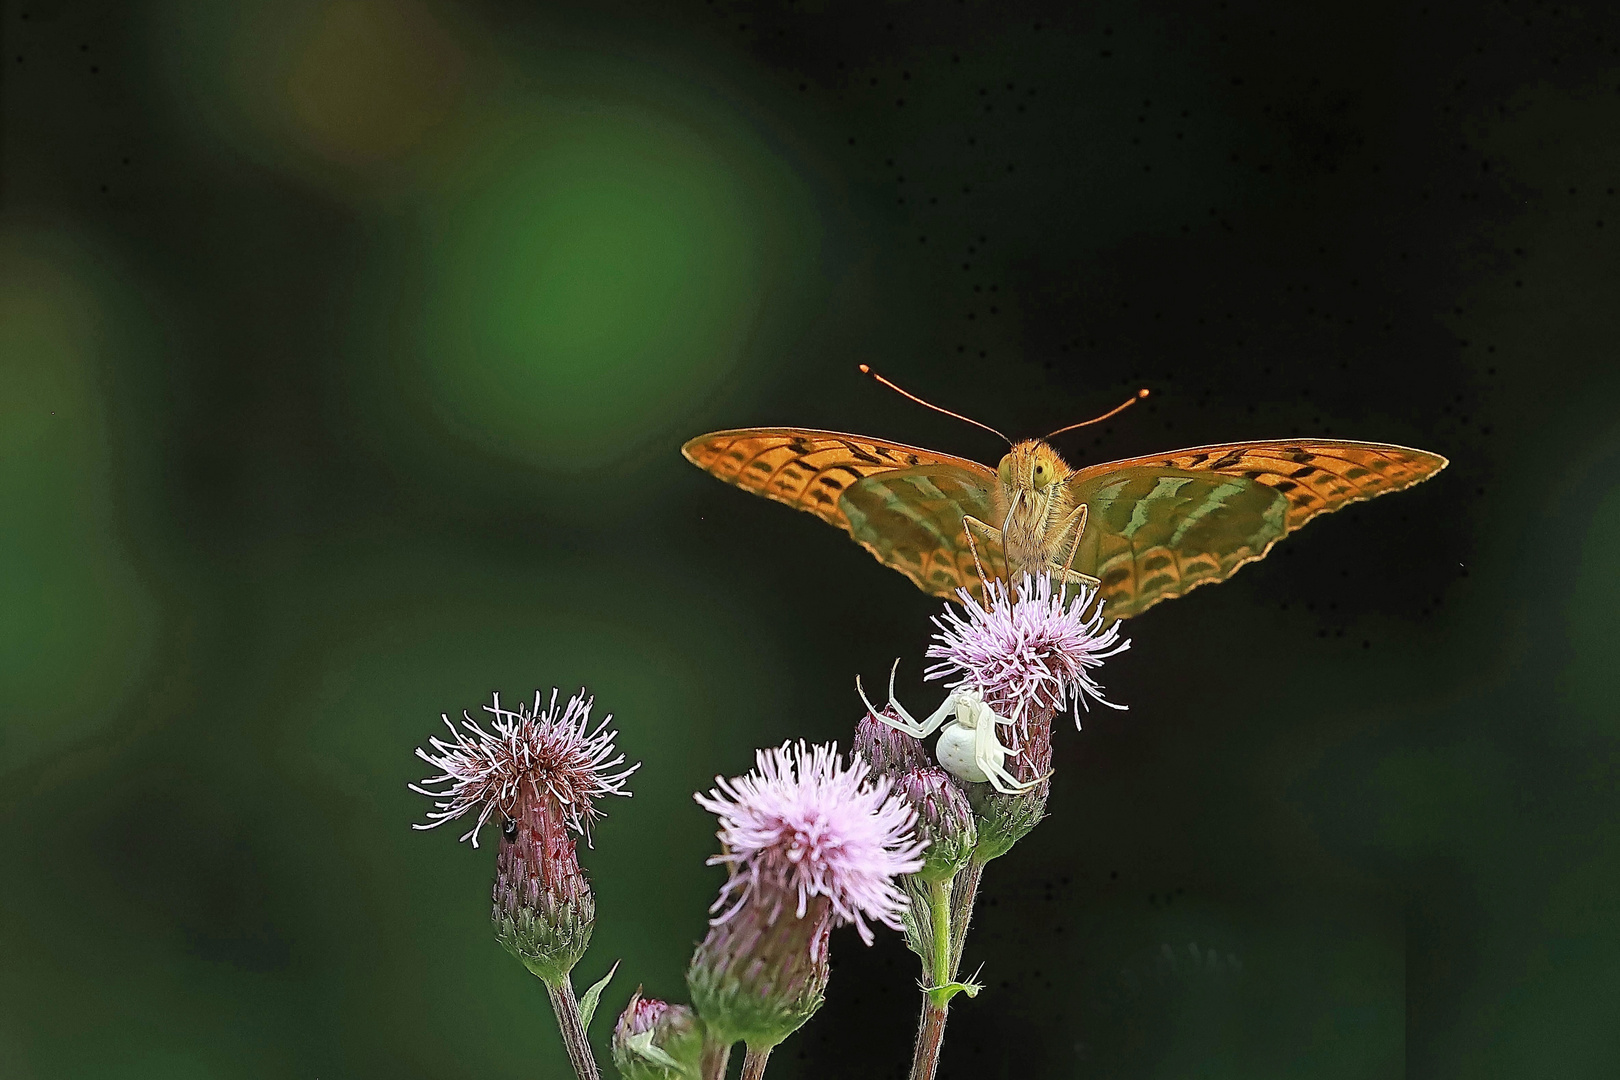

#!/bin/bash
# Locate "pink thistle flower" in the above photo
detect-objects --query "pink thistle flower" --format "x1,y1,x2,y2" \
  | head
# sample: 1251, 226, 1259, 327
411, 688, 639, 988
926, 572, 1131, 729
694, 741, 926, 947
411, 688, 639, 847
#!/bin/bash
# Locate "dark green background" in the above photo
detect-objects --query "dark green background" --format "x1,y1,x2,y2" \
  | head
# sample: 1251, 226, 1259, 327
4, 1, 1618, 1076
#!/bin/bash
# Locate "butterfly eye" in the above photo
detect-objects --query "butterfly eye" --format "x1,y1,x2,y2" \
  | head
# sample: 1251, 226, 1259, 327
997, 456, 1013, 488
1032, 462, 1051, 490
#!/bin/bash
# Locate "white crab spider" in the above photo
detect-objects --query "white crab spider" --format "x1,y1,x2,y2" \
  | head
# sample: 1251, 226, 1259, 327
857, 661, 1048, 795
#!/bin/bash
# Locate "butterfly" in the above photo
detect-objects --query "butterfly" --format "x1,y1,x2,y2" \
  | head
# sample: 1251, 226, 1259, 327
681, 377, 1447, 620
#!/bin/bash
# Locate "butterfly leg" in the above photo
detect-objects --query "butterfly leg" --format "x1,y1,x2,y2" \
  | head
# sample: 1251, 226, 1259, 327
960, 516, 998, 602
1043, 502, 1100, 596
962, 515, 1010, 584
1055, 566, 1102, 589
962, 514, 1004, 546
857, 660, 954, 739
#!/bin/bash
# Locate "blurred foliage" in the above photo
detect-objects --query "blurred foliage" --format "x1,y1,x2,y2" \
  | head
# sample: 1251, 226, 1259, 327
0, 227, 159, 771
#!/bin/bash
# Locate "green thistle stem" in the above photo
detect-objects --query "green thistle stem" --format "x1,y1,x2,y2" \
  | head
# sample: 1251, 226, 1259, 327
910, 876, 960, 1080
544, 974, 601, 1080
948, 858, 984, 978
927, 880, 952, 1008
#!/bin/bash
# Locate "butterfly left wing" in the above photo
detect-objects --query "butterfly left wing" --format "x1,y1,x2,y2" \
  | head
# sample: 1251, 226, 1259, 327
1067, 439, 1448, 619
682, 428, 1001, 597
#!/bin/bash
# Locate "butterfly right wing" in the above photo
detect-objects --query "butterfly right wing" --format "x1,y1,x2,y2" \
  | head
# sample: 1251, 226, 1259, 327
681, 428, 1001, 598
1066, 439, 1448, 619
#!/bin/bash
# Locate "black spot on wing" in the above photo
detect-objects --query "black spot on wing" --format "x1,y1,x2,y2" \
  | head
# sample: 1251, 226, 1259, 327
838, 440, 884, 465
1142, 573, 1176, 595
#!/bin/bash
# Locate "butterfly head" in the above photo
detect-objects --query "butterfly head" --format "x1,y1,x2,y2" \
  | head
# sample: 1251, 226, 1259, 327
997, 439, 1074, 495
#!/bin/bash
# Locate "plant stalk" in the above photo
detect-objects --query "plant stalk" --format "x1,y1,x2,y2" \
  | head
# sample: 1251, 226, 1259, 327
908, 859, 989, 1080
741, 1044, 773, 1080
927, 879, 953, 1006
909, 877, 959, 1080
544, 975, 601, 1080
910, 1002, 950, 1080
948, 858, 985, 977
699, 1036, 733, 1080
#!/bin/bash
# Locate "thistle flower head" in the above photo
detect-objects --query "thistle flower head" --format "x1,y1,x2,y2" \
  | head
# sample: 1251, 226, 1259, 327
926, 572, 1131, 727
694, 741, 926, 946
410, 688, 639, 847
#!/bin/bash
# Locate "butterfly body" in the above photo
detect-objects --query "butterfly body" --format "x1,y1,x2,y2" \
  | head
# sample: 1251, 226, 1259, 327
682, 426, 1447, 620
982, 438, 1089, 585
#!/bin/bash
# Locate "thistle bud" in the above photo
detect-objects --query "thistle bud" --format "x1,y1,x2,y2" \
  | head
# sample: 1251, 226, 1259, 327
895, 767, 977, 884
687, 743, 925, 1053
967, 704, 1052, 862
611, 989, 703, 1080
687, 889, 834, 1051
853, 707, 929, 782
492, 794, 595, 984
411, 689, 639, 986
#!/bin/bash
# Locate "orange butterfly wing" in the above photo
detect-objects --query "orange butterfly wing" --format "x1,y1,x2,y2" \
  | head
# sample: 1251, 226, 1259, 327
681, 428, 1000, 597
1068, 439, 1449, 619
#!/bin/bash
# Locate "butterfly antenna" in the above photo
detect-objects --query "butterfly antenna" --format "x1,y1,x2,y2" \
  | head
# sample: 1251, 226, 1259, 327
859, 364, 1012, 445
1043, 388, 1151, 440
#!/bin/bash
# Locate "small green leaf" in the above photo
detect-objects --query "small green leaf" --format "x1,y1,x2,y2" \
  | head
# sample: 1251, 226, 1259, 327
577, 959, 620, 1032
626, 1031, 682, 1068
922, 964, 985, 1007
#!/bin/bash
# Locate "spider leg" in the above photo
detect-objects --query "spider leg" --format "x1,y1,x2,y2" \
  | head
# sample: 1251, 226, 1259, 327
974, 703, 1050, 794
858, 661, 953, 738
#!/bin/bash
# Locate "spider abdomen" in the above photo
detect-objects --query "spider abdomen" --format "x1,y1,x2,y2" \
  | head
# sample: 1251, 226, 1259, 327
936, 722, 995, 784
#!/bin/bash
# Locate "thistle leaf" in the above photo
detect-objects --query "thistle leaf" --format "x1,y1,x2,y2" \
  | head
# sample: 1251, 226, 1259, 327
578, 959, 620, 1032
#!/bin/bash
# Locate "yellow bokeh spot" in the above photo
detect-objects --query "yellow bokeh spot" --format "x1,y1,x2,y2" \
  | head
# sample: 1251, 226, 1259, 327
284, 0, 465, 166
